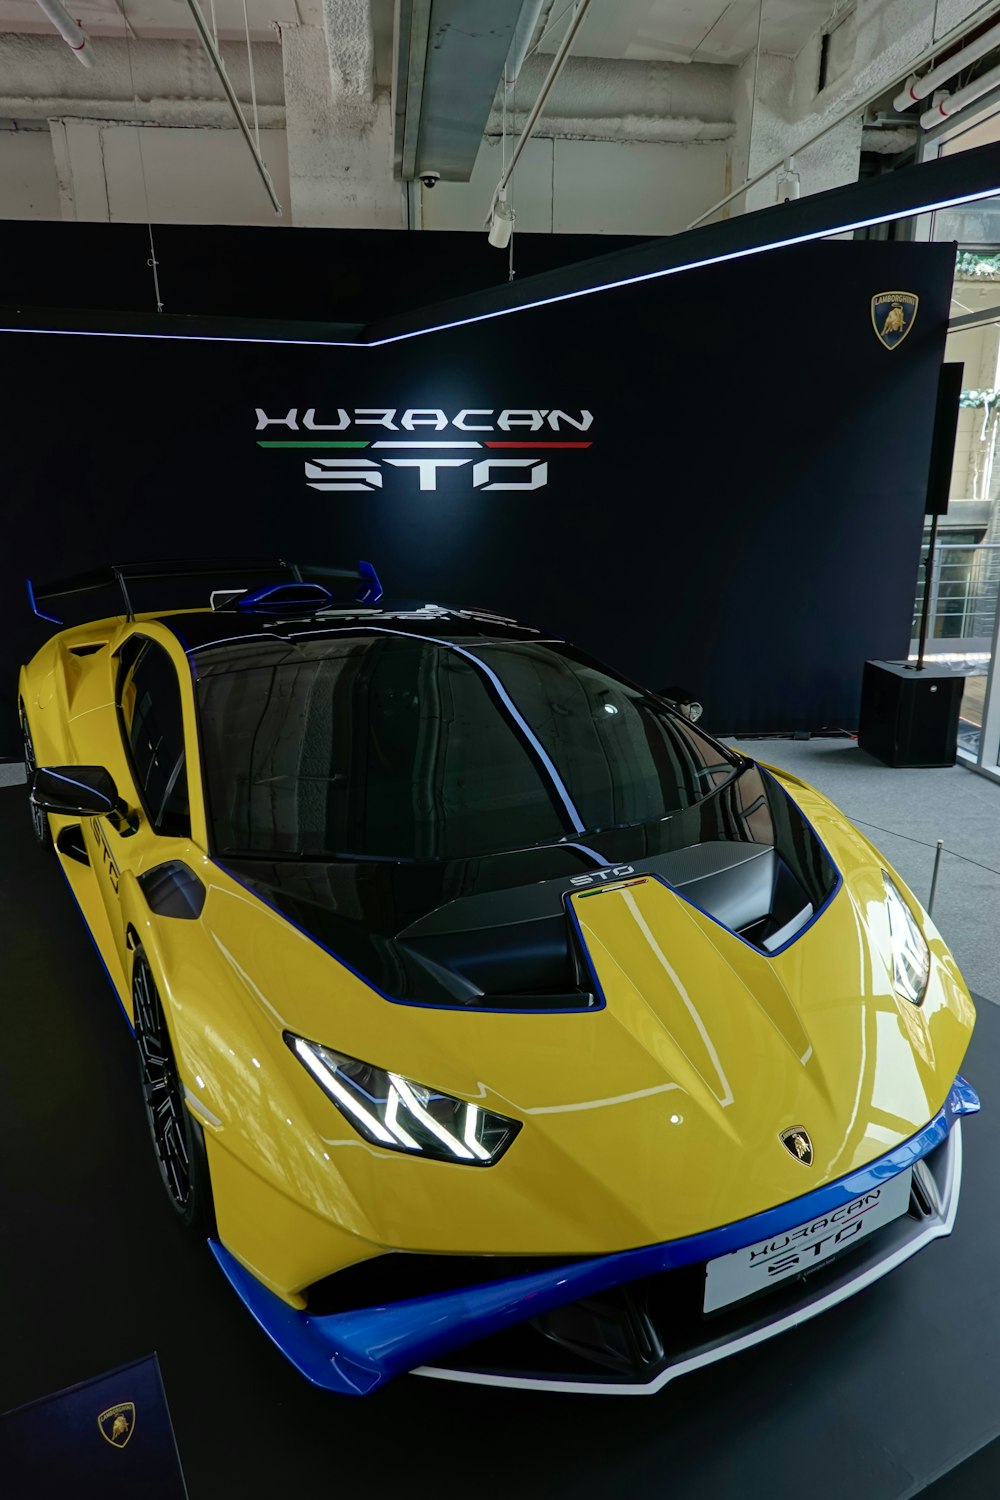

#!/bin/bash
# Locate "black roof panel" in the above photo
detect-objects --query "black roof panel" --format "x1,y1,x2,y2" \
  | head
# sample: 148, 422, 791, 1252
160, 604, 546, 658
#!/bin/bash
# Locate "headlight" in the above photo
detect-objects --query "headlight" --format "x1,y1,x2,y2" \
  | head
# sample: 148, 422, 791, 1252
285, 1034, 520, 1165
882, 871, 930, 1005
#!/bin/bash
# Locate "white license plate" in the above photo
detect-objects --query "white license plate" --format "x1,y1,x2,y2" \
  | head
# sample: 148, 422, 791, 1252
703, 1168, 913, 1314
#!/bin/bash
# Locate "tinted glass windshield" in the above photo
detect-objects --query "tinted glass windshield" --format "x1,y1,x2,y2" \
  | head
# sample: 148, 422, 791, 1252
196, 634, 740, 861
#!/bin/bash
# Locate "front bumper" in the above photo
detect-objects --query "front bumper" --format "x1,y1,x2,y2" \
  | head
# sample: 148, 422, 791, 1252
209, 1075, 979, 1396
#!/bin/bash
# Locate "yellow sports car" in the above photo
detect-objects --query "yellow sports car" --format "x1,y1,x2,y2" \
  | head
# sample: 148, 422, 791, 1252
19, 560, 978, 1395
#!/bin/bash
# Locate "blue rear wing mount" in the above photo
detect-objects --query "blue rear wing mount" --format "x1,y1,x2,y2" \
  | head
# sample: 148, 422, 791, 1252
26, 558, 384, 625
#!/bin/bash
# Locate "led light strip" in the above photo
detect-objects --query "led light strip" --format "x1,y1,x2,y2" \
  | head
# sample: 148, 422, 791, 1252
291, 1037, 395, 1145
3, 184, 999, 351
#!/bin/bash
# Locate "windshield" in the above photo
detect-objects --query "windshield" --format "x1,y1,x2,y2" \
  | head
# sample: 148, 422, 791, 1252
196, 634, 741, 861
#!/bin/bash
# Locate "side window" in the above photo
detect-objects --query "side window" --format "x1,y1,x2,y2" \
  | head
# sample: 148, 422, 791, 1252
117, 636, 190, 837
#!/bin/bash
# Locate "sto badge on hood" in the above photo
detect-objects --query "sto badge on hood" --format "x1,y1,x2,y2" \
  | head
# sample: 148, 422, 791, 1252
780, 1127, 814, 1166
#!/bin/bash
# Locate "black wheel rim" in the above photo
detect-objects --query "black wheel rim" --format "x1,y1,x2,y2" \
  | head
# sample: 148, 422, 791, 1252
133, 958, 192, 1211
21, 717, 47, 844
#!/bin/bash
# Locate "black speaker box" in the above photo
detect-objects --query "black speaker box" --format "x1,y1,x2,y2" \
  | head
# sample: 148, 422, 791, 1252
858, 660, 965, 768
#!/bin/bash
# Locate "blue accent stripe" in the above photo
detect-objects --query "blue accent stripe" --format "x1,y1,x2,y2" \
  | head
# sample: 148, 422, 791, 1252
448, 641, 585, 833
564, 895, 608, 1010
754, 767, 843, 955
560, 842, 610, 865
212, 857, 603, 1015
26, 577, 63, 625
356, 560, 383, 606
211, 765, 842, 1016
359, 626, 585, 833
237, 582, 334, 614
209, 1077, 978, 1396
651, 767, 844, 961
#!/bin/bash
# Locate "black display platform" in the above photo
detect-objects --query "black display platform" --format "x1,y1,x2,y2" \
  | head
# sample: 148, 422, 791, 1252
1, 780, 997, 1500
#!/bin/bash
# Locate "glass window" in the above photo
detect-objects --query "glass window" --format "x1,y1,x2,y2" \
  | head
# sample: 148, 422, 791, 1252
930, 111, 1000, 245
196, 634, 741, 861
117, 636, 190, 837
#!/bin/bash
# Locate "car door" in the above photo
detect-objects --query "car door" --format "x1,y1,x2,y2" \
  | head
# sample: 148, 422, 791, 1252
89, 632, 192, 971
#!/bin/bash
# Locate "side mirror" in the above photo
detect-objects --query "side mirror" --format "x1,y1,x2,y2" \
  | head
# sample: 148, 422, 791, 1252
658, 686, 704, 724
31, 765, 122, 818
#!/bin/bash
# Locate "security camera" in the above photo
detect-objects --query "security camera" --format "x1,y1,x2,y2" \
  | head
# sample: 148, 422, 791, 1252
419, 171, 441, 188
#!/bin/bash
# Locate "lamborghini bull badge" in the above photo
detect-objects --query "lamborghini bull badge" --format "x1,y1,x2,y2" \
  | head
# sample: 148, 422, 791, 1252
98, 1402, 135, 1449
780, 1127, 814, 1166
871, 290, 919, 349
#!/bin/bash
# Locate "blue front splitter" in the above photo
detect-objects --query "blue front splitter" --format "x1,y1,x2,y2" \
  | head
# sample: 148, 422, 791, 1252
209, 1075, 979, 1396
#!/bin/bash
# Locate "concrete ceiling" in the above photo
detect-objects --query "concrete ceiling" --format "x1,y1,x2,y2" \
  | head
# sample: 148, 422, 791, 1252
533, 0, 841, 65
3, 0, 837, 58
1, 0, 314, 39
0, 0, 990, 232
2, 0, 394, 55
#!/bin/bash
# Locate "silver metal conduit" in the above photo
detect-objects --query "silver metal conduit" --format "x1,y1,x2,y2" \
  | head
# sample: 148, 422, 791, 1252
183, 0, 282, 215
487, 0, 593, 220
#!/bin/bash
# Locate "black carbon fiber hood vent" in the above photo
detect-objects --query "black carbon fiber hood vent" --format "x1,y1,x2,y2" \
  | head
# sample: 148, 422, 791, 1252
220, 764, 837, 1010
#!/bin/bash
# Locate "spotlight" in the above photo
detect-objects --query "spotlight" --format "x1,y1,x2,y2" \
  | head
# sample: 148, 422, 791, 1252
488, 191, 514, 250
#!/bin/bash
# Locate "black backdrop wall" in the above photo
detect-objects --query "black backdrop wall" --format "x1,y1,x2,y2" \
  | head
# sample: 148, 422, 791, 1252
1, 233, 954, 755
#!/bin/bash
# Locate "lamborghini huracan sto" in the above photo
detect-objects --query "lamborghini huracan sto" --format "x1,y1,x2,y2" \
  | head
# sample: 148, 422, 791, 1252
18, 559, 978, 1395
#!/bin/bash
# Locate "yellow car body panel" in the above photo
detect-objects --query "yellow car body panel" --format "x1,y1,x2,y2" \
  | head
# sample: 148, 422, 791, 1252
17, 601, 977, 1388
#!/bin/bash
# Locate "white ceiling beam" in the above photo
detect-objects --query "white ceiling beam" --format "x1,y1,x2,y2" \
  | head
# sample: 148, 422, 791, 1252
322, 0, 375, 108
280, 20, 401, 226
0, 33, 284, 123
487, 54, 735, 143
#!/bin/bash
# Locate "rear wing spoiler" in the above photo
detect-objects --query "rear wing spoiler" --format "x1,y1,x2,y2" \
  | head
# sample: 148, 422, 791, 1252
26, 558, 383, 625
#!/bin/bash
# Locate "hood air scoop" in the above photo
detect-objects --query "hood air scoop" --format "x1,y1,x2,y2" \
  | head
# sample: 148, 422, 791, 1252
223, 767, 837, 1011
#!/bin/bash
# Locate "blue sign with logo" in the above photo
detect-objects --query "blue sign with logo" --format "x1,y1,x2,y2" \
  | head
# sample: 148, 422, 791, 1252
0, 1353, 187, 1498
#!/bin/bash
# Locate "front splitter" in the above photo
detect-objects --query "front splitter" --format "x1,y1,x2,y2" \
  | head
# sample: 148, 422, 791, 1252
209, 1076, 978, 1397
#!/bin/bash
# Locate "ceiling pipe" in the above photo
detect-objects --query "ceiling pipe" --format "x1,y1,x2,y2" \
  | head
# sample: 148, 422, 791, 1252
183, 0, 283, 214
920, 59, 1000, 125
894, 21, 1000, 110
487, 0, 593, 222
504, 0, 545, 86
33, 0, 94, 67
689, 0, 1000, 232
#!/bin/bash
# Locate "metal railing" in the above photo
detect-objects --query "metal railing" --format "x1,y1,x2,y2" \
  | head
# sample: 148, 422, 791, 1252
911, 542, 1000, 649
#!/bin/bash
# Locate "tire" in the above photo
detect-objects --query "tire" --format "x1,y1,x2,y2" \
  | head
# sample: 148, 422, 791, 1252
20, 704, 52, 851
132, 947, 215, 1233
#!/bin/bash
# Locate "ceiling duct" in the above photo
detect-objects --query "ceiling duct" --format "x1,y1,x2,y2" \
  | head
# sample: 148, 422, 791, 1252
393, 0, 525, 182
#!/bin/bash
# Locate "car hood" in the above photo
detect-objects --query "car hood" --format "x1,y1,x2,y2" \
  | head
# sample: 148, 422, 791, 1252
199, 769, 975, 1255
547, 861, 973, 1238
217, 759, 839, 1012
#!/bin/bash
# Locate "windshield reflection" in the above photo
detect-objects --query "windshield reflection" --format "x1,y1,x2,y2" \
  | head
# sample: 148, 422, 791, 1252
196, 633, 743, 863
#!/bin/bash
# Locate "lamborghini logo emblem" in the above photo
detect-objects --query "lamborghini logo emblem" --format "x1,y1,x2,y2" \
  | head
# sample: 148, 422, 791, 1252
780, 1126, 814, 1166
98, 1402, 135, 1448
871, 290, 919, 350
